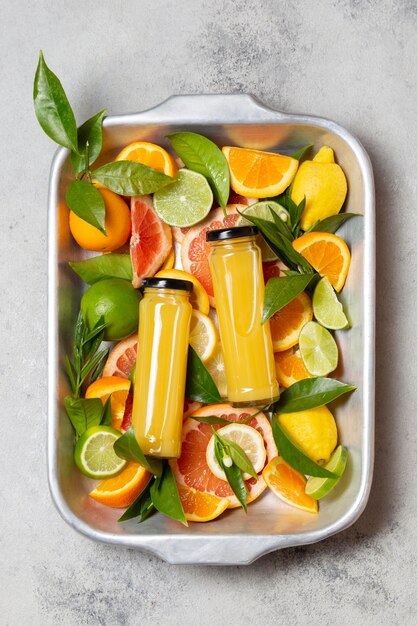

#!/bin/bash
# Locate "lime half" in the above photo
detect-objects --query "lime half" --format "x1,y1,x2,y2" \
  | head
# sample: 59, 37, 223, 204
74, 425, 127, 479
305, 445, 347, 499
153, 169, 213, 227
236, 201, 291, 261
299, 321, 338, 376
313, 277, 349, 330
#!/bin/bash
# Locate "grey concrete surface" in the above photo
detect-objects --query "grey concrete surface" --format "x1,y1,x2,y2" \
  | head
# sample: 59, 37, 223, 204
1, 0, 415, 624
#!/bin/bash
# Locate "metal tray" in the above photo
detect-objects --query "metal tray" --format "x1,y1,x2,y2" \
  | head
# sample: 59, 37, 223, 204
47, 94, 375, 565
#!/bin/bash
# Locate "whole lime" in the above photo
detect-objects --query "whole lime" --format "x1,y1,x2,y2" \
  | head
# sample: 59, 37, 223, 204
81, 278, 141, 341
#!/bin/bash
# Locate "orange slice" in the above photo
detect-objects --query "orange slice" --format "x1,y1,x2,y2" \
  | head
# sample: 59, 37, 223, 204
274, 348, 314, 388
222, 146, 298, 198
85, 376, 131, 430
89, 462, 151, 508
115, 141, 178, 177
292, 232, 351, 292
262, 457, 318, 514
178, 485, 229, 522
156, 268, 210, 315
269, 291, 313, 352
103, 334, 137, 379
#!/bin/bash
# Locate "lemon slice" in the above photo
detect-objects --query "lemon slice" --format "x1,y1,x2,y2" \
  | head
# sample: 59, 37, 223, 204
156, 268, 210, 314
206, 423, 266, 480
189, 310, 217, 362
205, 343, 227, 397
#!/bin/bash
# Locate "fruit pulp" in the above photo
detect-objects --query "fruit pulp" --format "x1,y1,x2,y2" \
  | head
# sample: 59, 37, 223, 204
208, 235, 279, 406
132, 287, 192, 457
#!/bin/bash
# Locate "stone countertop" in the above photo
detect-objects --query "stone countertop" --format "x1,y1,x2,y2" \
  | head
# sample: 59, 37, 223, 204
1, 1, 416, 624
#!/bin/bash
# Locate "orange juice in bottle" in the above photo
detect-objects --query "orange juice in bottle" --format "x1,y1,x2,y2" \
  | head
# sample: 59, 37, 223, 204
132, 277, 193, 458
207, 226, 279, 407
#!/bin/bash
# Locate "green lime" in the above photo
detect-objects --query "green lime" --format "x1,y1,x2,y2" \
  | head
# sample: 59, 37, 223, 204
81, 278, 141, 341
153, 169, 213, 227
305, 445, 347, 499
236, 201, 291, 261
313, 277, 349, 330
74, 425, 127, 479
299, 320, 338, 376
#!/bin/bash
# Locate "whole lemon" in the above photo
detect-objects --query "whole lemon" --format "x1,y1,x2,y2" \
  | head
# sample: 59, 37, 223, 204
278, 405, 337, 464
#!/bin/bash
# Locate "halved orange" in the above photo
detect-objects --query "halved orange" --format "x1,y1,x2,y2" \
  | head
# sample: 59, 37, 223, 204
115, 141, 178, 177
274, 348, 314, 388
292, 232, 351, 292
89, 462, 151, 508
262, 456, 318, 514
222, 146, 298, 198
269, 291, 313, 352
178, 485, 229, 522
85, 376, 131, 430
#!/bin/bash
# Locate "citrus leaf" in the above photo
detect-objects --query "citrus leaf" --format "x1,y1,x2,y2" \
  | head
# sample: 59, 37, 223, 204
273, 378, 356, 413
100, 395, 113, 427
64, 396, 103, 438
118, 479, 154, 522
308, 213, 360, 234
214, 431, 258, 480
189, 414, 231, 425
268, 204, 294, 241
33, 51, 78, 152
167, 132, 230, 207
71, 109, 106, 175
272, 417, 338, 478
69, 254, 133, 284
150, 464, 188, 526
113, 428, 163, 477
291, 144, 313, 160
93, 160, 174, 195
214, 437, 247, 511
66, 180, 106, 235
185, 346, 221, 403
263, 274, 314, 322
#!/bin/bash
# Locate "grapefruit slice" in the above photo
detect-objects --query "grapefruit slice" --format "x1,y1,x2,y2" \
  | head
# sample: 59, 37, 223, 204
103, 333, 138, 378
181, 205, 241, 307
170, 403, 278, 508
130, 195, 172, 287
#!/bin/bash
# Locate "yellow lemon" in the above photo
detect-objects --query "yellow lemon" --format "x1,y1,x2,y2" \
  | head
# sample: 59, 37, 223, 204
278, 405, 337, 464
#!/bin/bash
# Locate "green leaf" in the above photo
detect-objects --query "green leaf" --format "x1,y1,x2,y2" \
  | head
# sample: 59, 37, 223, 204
185, 346, 221, 403
309, 213, 360, 234
268, 205, 294, 241
64, 396, 103, 437
65, 356, 77, 395
118, 480, 154, 522
93, 160, 174, 196
272, 417, 338, 478
113, 428, 163, 476
66, 180, 106, 235
80, 348, 108, 386
189, 414, 231, 426
167, 132, 230, 207
150, 464, 188, 526
263, 274, 314, 322
291, 144, 313, 160
274, 378, 356, 413
292, 197, 306, 232
100, 395, 113, 426
214, 437, 247, 511
33, 51, 78, 152
69, 254, 133, 285
139, 493, 156, 523
71, 109, 106, 175
214, 431, 258, 480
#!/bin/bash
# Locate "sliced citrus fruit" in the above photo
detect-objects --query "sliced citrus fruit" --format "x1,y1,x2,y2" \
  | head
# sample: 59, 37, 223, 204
183, 399, 202, 418
274, 348, 314, 388
205, 343, 227, 397
188, 310, 217, 362
89, 462, 152, 508
312, 277, 349, 330
85, 376, 131, 430
305, 445, 347, 499
262, 259, 285, 282
103, 333, 137, 379
269, 291, 313, 352
155, 268, 210, 314
170, 403, 277, 508
177, 485, 229, 522
206, 423, 266, 480
74, 425, 126, 479
153, 169, 213, 227
236, 201, 291, 261
115, 141, 178, 177
299, 320, 338, 376
262, 456, 318, 513
278, 406, 338, 464
159, 246, 175, 270
181, 205, 240, 306
292, 232, 351, 292
130, 195, 172, 287
222, 146, 298, 198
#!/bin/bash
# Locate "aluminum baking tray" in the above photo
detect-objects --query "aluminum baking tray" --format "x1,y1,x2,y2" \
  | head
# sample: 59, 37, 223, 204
47, 94, 375, 565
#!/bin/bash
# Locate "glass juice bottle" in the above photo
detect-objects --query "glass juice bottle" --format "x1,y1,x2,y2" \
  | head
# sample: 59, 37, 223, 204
207, 226, 279, 407
132, 277, 193, 458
